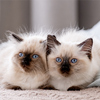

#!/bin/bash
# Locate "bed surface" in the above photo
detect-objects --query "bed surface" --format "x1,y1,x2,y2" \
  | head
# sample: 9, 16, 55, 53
0, 87, 100, 100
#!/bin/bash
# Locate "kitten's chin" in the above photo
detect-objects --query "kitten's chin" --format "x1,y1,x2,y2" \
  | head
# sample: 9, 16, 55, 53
21, 65, 33, 72
49, 71, 65, 80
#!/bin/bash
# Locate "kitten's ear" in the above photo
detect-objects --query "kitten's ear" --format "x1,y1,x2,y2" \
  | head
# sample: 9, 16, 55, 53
11, 33, 23, 42
47, 35, 61, 55
47, 35, 61, 47
77, 38, 93, 59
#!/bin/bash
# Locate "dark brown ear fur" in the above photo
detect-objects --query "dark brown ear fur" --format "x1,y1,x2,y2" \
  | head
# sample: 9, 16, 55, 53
12, 34, 23, 42
47, 35, 61, 55
77, 38, 93, 60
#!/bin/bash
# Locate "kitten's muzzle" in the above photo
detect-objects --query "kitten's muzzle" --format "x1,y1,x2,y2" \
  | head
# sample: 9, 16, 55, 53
60, 61, 71, 72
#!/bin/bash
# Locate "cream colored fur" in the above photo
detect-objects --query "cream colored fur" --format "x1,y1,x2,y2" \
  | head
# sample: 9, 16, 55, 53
0, 32, 49, 90
48, 30, 100, 91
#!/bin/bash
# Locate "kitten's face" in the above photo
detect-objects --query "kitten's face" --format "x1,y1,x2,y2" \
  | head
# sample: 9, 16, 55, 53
47, 35, 93, 78
12, 34, 47, 73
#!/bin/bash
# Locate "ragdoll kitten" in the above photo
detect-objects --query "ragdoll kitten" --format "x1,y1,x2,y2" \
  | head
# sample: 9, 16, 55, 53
0, 33, 49, 90
46, 32, 100, 91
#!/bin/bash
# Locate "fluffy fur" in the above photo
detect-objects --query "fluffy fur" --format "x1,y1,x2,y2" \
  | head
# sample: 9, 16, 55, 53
87, 71, 100, 87
0, 32, 49, 90
47, 30, 100, 91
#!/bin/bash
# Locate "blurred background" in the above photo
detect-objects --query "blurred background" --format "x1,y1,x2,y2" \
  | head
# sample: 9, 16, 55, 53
0, 0, 100, 39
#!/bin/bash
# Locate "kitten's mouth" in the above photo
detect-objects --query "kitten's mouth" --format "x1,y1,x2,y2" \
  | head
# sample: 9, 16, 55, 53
22, 64, 29, 68
21, 64, 31, 72
21, 62, 29, 68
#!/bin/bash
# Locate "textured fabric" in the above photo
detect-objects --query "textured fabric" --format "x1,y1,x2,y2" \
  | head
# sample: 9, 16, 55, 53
0, 87, 100, 100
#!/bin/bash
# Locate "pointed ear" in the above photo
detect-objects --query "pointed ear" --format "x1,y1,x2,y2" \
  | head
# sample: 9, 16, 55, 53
12, 33, 23, 42
47, 35, 61, 55
77, 38, 93, 60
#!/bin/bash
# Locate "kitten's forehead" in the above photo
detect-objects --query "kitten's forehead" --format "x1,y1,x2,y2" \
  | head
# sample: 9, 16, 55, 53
52, 43, 79, 57
17, 38, 45, 53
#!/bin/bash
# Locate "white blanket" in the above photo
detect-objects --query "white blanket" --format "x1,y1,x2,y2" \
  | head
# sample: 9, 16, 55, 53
80, 21, 100, 39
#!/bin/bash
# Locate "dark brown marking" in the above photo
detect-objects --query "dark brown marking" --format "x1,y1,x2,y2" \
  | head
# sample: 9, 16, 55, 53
67, 86, 81, 91
59, 57, 72, 76
14, 52, 46, 73
47, 35, 61, 55
12, 33, 23, 42
77, 38, 93, 60
11, 86, 22, 90
21, 54, 31, 66
39, 84, 56, 90
47, 35, 61, 47
3, 83, 22, 90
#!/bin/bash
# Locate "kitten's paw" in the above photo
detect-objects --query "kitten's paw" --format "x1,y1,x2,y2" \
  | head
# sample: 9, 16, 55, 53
3, 82, 22, 90
39, 84, 56, 90
10, 86, 22, 90
67, 86, 81, 91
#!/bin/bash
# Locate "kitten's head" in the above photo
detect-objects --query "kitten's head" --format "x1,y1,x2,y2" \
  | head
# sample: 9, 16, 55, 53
11, 33, 47, 73
47, 35, 93, 78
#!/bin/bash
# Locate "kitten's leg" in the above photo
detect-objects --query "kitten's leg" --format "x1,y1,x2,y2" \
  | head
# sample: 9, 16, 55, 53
9, 86, 22, 90
87, 79, 100, 87
3, 82, 22, 90
67, 86, 81, 91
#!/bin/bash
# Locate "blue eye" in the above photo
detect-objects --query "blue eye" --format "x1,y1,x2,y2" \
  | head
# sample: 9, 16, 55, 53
71, 58, 77, 63
56, 57, 62, 62
32, 54, 39, 59
19, 53, 23, 57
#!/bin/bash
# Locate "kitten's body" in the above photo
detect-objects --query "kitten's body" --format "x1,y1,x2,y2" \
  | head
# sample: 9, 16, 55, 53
87, 71, 100, 87
0, 32, 49, 90
47, 30, 100, 91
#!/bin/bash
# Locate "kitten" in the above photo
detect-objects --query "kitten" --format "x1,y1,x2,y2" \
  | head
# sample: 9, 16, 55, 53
46, 32, 100, 91
0, 32, 49, 90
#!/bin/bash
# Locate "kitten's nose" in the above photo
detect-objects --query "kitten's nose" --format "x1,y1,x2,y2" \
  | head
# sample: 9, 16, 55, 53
62, 65, 70, 71
22, 58, 31, 66
61, 60, 71, 71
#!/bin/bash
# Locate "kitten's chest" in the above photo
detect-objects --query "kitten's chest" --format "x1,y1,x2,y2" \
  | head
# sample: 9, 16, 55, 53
49, 77, 71, 91
49, 75, 91, 91
5, 72, 49, 90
